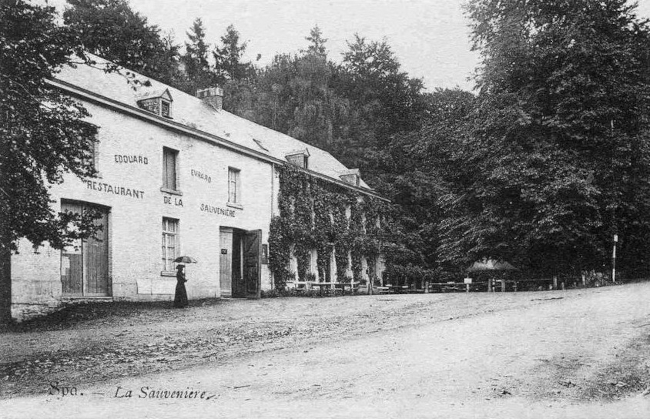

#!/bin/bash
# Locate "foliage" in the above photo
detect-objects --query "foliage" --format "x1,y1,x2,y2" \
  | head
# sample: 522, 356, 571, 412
63, 0, 179, 85
370, 89, 475, 282
268, 165, 394, 289
431, 0, 650, 276
260, 289, 281, 298
333, 34, 427, 178
247, 29, 433, 286
1, 0, 104, 323
213, 24, 255, 84
303, 25, 327, 57
248, 50, 353, 153
178, 18, 214, 94
268, 216, 292, 290
220, 29, 428, 191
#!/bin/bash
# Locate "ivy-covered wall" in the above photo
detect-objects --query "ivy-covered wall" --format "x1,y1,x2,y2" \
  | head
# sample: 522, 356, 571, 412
268, 165, 391, 290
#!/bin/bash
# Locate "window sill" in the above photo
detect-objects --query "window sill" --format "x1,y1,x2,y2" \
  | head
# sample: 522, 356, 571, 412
161, 271, 176, 277
160, 187, 183, 196
226, 202, 243, 210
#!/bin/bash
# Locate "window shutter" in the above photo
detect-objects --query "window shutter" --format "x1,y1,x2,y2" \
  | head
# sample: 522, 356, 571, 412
163, 148, 177, 190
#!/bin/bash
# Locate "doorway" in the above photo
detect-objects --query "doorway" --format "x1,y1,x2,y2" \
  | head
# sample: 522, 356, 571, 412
60, 201, 111, 297
219, 228, 261, 298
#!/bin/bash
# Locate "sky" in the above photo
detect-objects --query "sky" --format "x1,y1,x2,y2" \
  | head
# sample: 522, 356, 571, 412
47, 0, 650, 92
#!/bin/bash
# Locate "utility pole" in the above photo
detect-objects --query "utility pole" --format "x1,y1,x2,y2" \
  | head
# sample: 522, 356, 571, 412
612, 234, 618, 282
610, 119, 618, 284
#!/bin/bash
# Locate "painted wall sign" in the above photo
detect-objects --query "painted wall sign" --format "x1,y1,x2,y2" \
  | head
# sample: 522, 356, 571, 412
163, 195, 183, 206
84, 180, 145, 199
200, 203, 236, 217
114, 155, 148, 164
190, 169, 211, 183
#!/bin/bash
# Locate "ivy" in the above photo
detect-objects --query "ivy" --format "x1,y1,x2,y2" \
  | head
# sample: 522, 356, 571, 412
269, 164, 393, 290
268, 217, 292, 289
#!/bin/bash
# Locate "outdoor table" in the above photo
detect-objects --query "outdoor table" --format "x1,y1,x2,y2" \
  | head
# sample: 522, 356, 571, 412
308, 282, 335, 295
426, 282, 465, 293
286, 281, 309, 292
388, 285, 409, 293
333, 282, 358, 295
377, 285, 409, 294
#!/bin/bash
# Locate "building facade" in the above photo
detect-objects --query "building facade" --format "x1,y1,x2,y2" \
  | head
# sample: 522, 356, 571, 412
10, 55, 384, 320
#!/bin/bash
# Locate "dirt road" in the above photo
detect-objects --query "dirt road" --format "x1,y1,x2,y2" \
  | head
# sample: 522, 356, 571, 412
2, 283, 650, 418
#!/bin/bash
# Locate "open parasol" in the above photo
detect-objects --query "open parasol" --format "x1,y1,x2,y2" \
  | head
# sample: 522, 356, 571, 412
174, 255, 198, 264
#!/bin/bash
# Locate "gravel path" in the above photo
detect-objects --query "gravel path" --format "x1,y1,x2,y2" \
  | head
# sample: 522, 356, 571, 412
2, 283, 650, 418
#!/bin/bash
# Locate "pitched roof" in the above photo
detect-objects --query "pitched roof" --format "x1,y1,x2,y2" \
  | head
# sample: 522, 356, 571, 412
53, 54, 372, 191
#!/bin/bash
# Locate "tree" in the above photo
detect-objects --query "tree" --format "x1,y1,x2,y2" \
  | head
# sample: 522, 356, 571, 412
438, 0, 650, 276
0, 0, 102, 324
181, 17, 214, 92
63, 0, 178, 85
251, 53, 296, 132
339, 34, 426, 143
333, 34, 427, 186
385, 89, 476, 278
248, 29, 354, 152
213, 24, 254, 83
211, 24, 259, 117
303, 25, 327, 57
156, 30, 183, 88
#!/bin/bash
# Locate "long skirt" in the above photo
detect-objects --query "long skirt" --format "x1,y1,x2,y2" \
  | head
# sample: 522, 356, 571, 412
174, 281, 188, 308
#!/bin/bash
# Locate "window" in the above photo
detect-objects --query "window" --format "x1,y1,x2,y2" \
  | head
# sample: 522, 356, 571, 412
228, 167, 241, 204
83, 139, 97, 172
285, 149, 309, 169
162, 147, 178, 191
136, 89, 173, 118
340, 173, 360, 186
162, 218, 179, 272
161, 100, 171, 118
286, 154, 308, 169
340, 169, 361, 187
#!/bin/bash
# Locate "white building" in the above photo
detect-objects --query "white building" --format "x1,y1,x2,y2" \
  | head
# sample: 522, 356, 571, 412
10, 55, 384, 320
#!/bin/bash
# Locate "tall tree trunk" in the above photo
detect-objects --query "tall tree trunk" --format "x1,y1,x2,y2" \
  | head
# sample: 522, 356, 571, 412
0, 127, 12, 324
0, 221, 12, 325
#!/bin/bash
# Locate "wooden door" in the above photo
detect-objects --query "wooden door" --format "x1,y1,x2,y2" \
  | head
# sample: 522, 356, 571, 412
232, 232, 244, 297
219, 228, 233, 297
84, 209, 109, 296
243, 229, 262, 299
60, 202, 110, 297
61, 202, 83, 295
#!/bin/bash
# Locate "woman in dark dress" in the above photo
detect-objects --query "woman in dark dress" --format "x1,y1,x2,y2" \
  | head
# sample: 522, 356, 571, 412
174, 264, 188, 308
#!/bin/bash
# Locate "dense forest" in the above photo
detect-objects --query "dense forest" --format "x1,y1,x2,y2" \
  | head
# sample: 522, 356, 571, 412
5, 0, 650, 291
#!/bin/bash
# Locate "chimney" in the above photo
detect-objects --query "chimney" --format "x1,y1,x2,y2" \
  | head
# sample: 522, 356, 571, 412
196, 87, 223, 110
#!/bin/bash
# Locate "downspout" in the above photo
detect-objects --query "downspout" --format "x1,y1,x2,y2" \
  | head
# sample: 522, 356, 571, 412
270, 162, 275, 290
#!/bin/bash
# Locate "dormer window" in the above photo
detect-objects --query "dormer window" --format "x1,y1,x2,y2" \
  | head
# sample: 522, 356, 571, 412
137, 88, 173, 118
285, 149, 310, 169
340, 169, 361, 187
161, 100, 171, 118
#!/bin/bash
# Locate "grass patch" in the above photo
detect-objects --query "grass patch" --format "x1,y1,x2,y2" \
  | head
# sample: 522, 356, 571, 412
2, 298, 223, 333
579, 333, 650, 401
